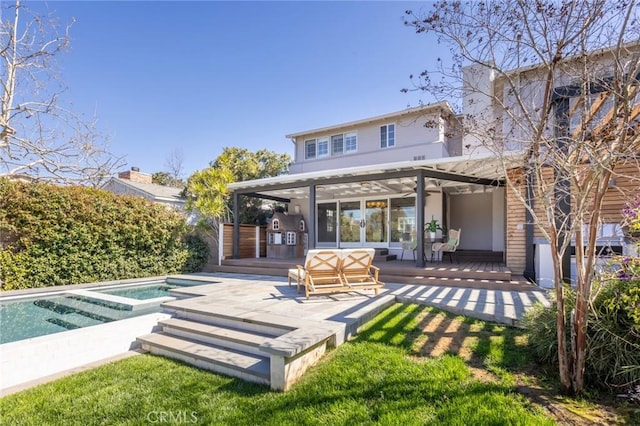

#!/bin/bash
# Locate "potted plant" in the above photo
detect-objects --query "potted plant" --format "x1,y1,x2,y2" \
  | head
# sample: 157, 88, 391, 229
425, 217, 441, 240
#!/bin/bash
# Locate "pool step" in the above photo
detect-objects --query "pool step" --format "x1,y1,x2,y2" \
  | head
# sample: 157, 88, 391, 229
137, 332, 270, 385
34, 298, 128, 322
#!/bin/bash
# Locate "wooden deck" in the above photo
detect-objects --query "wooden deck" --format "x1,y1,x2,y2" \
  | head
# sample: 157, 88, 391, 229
214, 256, 536, 291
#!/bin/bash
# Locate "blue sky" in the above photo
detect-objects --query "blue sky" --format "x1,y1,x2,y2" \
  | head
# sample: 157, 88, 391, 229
31, 1, 441, 177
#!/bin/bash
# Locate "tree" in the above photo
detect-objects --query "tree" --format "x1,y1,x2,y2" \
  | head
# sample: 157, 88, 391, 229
0, 0, 121, 186
405, 0, 640, 394
184, 147, 291, 239
208, 147, 291, 224
152, 150, 186, 188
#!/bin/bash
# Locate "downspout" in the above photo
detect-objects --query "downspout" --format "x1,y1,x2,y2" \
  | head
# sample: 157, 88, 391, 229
524, 167, 536, 281
554, 97, 572, 282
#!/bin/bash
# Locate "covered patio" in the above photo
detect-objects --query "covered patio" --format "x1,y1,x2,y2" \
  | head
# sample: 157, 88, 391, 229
226, 151, 527, 275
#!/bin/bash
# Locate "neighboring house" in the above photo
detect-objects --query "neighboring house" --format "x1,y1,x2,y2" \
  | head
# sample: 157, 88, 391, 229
102, 168, 188, 213
227, 48, 639, 288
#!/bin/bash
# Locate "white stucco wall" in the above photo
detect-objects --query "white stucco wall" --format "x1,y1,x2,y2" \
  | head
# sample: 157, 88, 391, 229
289, 110, 454, 174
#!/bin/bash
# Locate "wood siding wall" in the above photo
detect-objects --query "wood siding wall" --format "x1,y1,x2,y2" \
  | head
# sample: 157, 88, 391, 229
222, 224, 266, 259
505, 163, 640, 275
505, 170, 527, 275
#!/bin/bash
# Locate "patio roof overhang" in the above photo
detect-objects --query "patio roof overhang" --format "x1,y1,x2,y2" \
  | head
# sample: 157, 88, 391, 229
228, 150, 527, 202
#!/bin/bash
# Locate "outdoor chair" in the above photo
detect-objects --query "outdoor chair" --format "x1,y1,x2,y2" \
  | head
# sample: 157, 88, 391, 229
340, 248, 384, 295
431, 228, 461, 263
400, 240, 416, 261
292, 250, 346, 299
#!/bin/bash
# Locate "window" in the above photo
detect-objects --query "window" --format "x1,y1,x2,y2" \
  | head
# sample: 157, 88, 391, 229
269, 232, 282, 245
317, 138, 329, 157
299, 220, 305, 232
331, 134, 344, 155
305, 140, 316, 159
345, 132, 357, 153
390, 197, 415, 243
286, 232, 297, 245
380, 124, 395, 148
272, 219, 280, 230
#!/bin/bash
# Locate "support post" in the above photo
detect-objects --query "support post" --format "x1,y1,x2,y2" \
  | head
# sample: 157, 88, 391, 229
416, 170, 426, 267
308, 185, 316, 250
232, 191, 240, 259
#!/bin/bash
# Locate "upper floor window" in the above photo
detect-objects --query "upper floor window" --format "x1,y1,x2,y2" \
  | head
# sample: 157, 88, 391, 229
305, 140, 316, 159
272, 219, 280, 230
331, 134, 344, 155
305, 133, 356, 160
299, 220, 305, 232
380, 124, 395, 148
317, 138, 329, 157
345, 132, 357, 153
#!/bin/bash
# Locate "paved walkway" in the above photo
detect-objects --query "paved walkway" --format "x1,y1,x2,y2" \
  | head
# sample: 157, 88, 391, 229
178, 273, 551, 329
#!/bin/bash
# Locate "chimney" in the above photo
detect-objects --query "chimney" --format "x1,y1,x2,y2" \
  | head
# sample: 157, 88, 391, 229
118, 167, 152, 184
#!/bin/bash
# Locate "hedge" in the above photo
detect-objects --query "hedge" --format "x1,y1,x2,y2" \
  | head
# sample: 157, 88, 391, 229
0, 179, 208, 290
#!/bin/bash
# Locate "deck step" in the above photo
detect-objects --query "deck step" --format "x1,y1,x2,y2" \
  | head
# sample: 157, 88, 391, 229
137, 332, 270, 385
159, 318, 275, 356
212, 265, 285, 277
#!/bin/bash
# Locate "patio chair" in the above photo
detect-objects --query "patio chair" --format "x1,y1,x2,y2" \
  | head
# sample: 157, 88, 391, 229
431, 228, 461, 263
400, 240, 416, 261
340, 248, 384, 295
294, 250, 346, 299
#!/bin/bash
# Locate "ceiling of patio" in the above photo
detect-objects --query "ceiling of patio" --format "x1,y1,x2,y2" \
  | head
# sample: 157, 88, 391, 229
228, 151, 525, 201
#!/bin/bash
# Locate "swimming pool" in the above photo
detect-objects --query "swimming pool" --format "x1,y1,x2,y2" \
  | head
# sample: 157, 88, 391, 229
0, 280, 189, 344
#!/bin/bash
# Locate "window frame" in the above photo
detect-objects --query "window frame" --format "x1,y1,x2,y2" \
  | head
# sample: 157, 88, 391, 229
286, 231, 297, 245
380, 123, 396, 148
317, 137, 329, 157
305, 139, 316, 159
331, 134, 344, 155
344, 131, 357, 153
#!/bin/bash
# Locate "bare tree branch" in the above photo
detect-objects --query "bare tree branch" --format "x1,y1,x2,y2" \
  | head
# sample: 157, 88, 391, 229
0, 0, 123, 186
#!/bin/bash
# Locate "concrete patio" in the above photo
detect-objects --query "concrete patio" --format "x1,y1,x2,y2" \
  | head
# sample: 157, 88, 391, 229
174, 272, 551, 328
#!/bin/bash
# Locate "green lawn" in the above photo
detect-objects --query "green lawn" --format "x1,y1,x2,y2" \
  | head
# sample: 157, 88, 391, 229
0, 303, 554, 425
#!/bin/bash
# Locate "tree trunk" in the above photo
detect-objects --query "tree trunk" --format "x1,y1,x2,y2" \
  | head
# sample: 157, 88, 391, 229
551, 244, 572, 391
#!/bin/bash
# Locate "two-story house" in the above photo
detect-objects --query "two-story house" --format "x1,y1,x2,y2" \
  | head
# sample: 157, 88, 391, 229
228, 103, 517, 269
228, 45, 639, 287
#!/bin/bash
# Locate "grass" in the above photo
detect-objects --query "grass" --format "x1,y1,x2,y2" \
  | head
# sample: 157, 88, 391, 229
0, 303, 555, 425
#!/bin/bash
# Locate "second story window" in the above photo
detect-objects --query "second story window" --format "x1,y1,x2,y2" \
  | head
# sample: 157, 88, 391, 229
331, 134, 344, 155
305, 140, 316, 159
380, 124, 395, 148
272, 219, 280, 230
317, 138, 329, 157
345, 132, 357, 153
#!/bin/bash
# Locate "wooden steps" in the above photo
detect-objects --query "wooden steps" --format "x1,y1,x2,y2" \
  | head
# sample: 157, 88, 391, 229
214, 255, 519, 291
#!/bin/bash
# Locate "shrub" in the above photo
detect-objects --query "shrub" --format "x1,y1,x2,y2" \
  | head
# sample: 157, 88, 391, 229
523, 271, 640, 392
0, 179, 208, 290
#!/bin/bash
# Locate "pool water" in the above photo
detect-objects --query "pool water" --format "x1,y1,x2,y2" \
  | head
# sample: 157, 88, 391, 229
97, 283, 176, 300
0, 281, 183, 344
